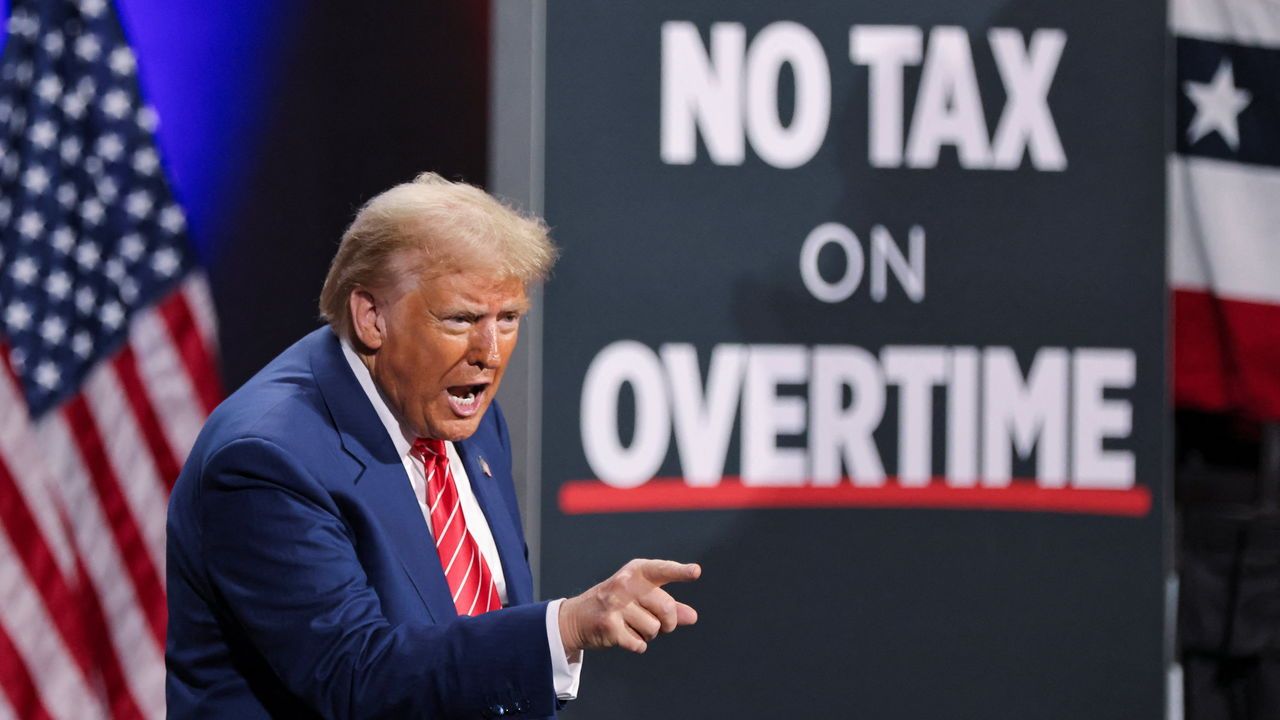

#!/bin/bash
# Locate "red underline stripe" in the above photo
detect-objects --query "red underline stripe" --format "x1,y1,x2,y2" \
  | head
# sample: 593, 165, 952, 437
558, 477, 1153, 517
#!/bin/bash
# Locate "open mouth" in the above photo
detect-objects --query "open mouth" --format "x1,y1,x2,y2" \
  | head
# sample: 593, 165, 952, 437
446, 383, 488, 416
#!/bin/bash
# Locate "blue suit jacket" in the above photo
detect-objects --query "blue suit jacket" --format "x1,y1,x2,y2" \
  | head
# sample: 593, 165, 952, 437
166, 328, 558, 719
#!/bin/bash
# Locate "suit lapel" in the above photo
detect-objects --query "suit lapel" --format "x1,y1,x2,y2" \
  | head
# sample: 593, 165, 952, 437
454, 439, 532, 606
309, 330, 456, 623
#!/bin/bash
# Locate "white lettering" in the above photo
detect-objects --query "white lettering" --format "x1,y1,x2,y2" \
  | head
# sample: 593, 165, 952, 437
989, 28, 1067, 171
849, 25, 923, 168
982, 347, 1068, 487
742, 345, 809, 485
1072, 349, 1135, 488
662, 343, 747, 486
905, 27, 991, 169
745, 22, 830, 168
883, 347, 948, 486
581, 341, 671, 487
660, 21, 746, 165
810, 346, 886, 485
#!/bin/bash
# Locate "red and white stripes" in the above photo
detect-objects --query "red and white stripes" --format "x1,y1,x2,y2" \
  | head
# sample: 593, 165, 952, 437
0, 274, 220, 719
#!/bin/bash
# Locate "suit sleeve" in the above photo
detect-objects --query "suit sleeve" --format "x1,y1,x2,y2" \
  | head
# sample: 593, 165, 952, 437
197, 436, 556, 719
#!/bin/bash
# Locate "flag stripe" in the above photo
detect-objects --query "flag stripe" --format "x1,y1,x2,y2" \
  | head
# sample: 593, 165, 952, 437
111, 340, 181, 486
1169, 154, 1280, 304
69, 553, 148, 720
1174, 288, 1280, 419
83, 362, 169, 578
128, 309, 205, 463
60, 397, 167, 650
0, 691, 19, 720
181, 273, 218, 352
156, 290, 221, 414
40, 413, 162, 717
1172, 0, 1280, 49
0, 621, 53, 720
111, 347, 181, 489
0, 455, 93, 675
0, 353, 74, 576
0, 522, 107, 720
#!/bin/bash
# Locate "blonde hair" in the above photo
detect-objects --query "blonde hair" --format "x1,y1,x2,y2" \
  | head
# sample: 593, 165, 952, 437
319, 172, 557, 338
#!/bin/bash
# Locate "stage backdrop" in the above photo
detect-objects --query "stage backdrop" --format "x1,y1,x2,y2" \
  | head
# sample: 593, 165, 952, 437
501, 1, 1168, 717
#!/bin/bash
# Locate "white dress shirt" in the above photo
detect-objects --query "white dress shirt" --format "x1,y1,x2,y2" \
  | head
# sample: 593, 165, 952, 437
341, 340, 581, 700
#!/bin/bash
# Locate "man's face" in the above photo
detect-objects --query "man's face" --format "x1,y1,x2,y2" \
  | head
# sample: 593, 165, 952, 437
363, 269, 528, 442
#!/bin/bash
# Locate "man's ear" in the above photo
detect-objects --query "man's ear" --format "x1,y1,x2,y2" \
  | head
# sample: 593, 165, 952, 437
349, 287, 384, 351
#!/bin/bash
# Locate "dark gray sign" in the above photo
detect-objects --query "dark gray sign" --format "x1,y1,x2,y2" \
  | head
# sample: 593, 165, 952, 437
537, 2, 1166, 717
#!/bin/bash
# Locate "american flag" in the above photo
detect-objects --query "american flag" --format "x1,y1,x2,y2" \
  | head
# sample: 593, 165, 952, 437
1171, 0, 1280, 421
0, 0, 219, 717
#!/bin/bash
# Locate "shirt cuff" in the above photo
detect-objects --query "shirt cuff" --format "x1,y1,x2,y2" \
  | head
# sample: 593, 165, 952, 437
545, 598, 583, 700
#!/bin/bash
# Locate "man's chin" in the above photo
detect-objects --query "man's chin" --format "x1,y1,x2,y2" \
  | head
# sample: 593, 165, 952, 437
423, 408, 488, 443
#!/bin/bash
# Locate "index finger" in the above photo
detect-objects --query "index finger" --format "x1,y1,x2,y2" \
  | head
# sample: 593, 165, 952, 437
635, 559, 701, 586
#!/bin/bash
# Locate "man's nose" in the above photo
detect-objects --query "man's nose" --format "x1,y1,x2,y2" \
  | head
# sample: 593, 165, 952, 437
468, 323, 501, 368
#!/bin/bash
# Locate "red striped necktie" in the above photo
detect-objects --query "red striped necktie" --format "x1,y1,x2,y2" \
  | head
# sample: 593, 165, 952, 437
411, 438, 501, 616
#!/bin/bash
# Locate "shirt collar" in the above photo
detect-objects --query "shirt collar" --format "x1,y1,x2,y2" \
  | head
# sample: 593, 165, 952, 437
339, 337, 415, 461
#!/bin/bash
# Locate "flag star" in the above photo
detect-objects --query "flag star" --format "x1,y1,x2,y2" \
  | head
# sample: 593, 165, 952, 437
1185, 59, 1252, 151
101, 90, 131, 120
109, 47, 136, 75
2, 155, 19, 180
96, 133, 124, 161
5, 12, 37, 39
75, 287, 96, 314
61, 92, 87, 119
160, 205, 186, 233
120, 233, 144, 261
40, 316, 66, 345
152, 247, 180, 277
0, 100, 9, 122
18, 211, 44, 238
75, 34, 101, 61
105, 257, 126, 283
136, 106, 159, 133
72, 331, 93, 358
45, 271, 71, 299
100, 300, 124, 330
52, 227, 75, 253
13, 61, 34, 87
56, 183, 77, 208
84, 156, 104, 177
126, 191, 153, 218
119, 278, 139, 304
96, 179, 119, 204
22, 166, 50, 194
29, 120, 56, 149
60, 137, 82, 163
75, 242, 101, 269
0, 199, 10, 223
33, 361, 60, 391
8, 107, 26, 132
80, 0, 107, 18
133, 148, 159, 175
35, 75, 62, 103
10, 256, 38, 285
80, 198, 105, 225
42, 31, 64, 57
4, 302, 32, 331
9, 348, 25, 372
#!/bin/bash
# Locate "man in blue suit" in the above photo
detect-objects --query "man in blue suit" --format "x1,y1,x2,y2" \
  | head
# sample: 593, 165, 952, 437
166, 173, 700, 718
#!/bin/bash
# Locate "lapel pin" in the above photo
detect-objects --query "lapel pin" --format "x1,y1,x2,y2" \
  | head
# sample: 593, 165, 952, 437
479, 456, 492, 477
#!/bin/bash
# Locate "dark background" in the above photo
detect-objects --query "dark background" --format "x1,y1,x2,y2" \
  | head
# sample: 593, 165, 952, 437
538, 2, 1166, 718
